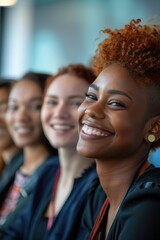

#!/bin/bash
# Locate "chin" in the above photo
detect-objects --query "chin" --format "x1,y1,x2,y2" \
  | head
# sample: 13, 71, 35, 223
50, 141, 67, 149
77, 145, 96, 159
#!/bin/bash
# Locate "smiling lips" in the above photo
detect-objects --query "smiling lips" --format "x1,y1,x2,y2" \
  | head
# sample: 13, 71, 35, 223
82, 124, 112, 137
15, 126, 33, 134
52, 124, 73, 131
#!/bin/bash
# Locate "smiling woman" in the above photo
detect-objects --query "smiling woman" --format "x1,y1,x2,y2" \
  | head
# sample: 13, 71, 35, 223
1, 64, 97, 240
0, 72, 58, 236
76, 19, 160, 240
0, 79, 21, 174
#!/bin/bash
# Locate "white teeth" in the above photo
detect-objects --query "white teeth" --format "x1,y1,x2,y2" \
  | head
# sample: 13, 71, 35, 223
54, 125, 71, 130
82, 125, 107, 136
87, 128, 92, 134
16, 127, 32, 134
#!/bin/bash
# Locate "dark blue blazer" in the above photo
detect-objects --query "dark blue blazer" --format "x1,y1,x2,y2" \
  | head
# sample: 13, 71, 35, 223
2, 162, 97, 240
0, 154, 59, 236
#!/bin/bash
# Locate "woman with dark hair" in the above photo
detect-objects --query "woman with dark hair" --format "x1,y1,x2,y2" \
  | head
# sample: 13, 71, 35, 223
76, 19, 160, 240
0, 79, 22, 175
0, 72, 58, 234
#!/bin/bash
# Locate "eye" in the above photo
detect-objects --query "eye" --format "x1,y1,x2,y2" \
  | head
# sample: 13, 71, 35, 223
108, 100, 125, 108
45, 99, 58, 106
70, 101, 83, 107
85, 93, 97, 101
7, 104, 18, 111
0, 104, 7, 113
29, 103, 42, 110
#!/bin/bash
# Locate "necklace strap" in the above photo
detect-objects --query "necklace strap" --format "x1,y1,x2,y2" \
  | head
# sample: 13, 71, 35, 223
47, 167, 61, 230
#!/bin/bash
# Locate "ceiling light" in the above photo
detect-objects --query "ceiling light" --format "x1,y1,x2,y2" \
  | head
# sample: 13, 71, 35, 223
0, 0, 17, 6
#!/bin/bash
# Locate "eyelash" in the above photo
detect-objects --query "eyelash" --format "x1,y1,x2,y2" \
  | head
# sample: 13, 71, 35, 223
45, 100, 57, 106
85, 93, 97, 101
45, 100, 82, 107
85, 93, 125, 109
108, 100, 125, 107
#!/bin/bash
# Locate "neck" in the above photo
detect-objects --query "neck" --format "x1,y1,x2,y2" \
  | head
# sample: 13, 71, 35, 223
96, 155, 148, 208
48, 147, 95, 217
20, 143, 50, 175
58, 147, 95, 182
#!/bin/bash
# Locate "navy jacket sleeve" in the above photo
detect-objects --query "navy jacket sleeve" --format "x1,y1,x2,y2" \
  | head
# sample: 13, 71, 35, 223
0, 198, 33, 240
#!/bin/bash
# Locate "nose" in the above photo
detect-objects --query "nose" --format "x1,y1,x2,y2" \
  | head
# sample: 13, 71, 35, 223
15, 106, 31, 122
85, 101, 105, 119
54, 102, 69, 119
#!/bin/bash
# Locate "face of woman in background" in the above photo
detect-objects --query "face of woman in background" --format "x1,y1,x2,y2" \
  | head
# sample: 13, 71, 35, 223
41, 73, 90, 150
77, 64, 150, 160
0, 87, 14, 150
6, 80, 44, 148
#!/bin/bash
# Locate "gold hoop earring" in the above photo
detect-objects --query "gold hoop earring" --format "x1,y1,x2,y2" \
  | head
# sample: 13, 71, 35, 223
147, 134, 156, 143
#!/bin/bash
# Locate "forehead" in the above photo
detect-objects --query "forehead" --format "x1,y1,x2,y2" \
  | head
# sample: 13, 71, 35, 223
93, 64, 148, 102
47, 74, 89, 97
9, 80, 42, 100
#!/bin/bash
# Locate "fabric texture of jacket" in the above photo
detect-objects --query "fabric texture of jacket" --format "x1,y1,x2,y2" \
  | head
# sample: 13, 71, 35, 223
2, 163, 97, 240
0, 151, 24, 201
77, 165, 160, 240
0, 154, 59, 235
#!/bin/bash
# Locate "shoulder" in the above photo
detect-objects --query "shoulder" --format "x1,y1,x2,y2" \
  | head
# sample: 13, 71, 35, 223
120, 167, 160, 215
0, 152, 24, 194
131, 166, 160, 193
33, 155, 59, 178
3, 151, 23, 173
33, 156, 59, 186
113, 167, 160, 239
39, 155, 59, 168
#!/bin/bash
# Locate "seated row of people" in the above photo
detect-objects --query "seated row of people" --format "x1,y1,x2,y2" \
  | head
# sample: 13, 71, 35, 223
0, 17, 160, 240
0, 79, 21, 175
0, 71, 59, 233
0, 64, 97, 239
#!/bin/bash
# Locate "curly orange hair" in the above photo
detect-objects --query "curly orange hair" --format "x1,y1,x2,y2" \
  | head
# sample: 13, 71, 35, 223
93, 19, 160, 150
93, 19, 160, 86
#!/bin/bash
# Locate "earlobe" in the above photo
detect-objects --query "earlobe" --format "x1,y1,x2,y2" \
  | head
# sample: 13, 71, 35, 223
145, 116, 160, 143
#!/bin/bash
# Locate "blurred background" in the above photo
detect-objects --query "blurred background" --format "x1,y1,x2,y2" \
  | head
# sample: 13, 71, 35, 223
0, 0, 160, 78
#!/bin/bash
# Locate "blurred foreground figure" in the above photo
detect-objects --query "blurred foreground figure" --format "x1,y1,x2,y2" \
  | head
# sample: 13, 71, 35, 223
0, 72, 58, 235
0, 79, 21, 175
1, 64, 97, 240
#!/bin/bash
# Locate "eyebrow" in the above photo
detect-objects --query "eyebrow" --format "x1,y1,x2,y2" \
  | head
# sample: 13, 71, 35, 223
89, 84, 132, 101
46, 95, 85, 99
69, 95, 85, 100
108, 89, 132, 101
89, 83, 99, 91
8, 97, 42, 102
